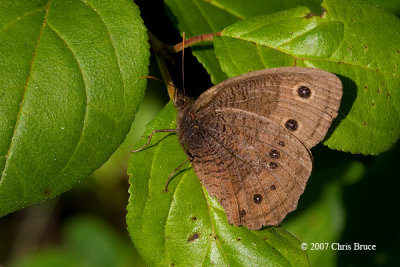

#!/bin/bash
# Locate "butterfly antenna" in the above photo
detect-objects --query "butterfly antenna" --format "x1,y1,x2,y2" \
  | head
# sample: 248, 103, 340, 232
182, 32, 185, 95
141, 75, 178, 90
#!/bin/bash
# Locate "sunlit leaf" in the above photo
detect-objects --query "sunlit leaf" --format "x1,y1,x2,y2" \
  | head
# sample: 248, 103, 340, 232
0, 0, 149, 216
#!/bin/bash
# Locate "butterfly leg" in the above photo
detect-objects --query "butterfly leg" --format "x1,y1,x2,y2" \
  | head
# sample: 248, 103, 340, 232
164, 157, 190, 192
130, 129, 177, 153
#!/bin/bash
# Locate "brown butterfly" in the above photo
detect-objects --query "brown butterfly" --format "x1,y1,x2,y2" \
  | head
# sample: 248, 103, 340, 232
173, 67, 342, 230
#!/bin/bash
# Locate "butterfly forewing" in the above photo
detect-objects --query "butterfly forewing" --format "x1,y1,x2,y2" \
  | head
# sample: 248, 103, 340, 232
193, 67, 342, 149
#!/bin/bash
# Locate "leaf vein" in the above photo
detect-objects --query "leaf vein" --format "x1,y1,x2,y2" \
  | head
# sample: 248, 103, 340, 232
45, 22, 89, 181
0, 1, 52, 183
193, 0, 217, 32
225, 36, 395, 76
219, 37, 242, 74
78, 0, 126, 126
255, 43, 267, 66
0, 5, 48, 36
201, 0, 244, 20
203, 193, 230, 265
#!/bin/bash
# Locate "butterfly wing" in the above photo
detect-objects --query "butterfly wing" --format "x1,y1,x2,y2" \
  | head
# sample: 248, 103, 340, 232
193, 67, 342, 149
185, 110, 313, 230
182, 67, 342, 229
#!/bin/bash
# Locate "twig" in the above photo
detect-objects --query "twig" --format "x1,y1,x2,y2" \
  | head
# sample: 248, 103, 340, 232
172, 32, 221, 53
154, 52, 176, 100
147, 31, 173, 61
147, 31, 220, 100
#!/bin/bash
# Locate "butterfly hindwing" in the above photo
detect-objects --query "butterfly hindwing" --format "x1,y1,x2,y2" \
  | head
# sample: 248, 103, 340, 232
185, 110, 312, 230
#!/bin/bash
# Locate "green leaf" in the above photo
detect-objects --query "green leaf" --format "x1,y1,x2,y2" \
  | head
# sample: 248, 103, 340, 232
0, 0, 149, 216
164, 0, 322, 83
284, 160, 366, 267
367, 0, 400, 16
11, 215, 145, 267
214, 0, 400, 155
127, 102, 309, 267
63, 216, 143, 267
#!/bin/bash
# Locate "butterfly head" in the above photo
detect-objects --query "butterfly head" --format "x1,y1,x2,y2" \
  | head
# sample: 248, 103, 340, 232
175, 92, 199, 148
174, 89, 194, 111
174, 96, 186, 110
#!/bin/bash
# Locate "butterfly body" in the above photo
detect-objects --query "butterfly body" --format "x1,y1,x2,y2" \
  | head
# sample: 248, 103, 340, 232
175, 67, 342, 230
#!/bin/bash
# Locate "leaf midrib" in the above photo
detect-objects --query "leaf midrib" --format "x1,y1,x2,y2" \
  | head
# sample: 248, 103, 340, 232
0, 5, 48, 35
45, 22, 89, 183
80, 0, 126, 127
222, 33, 393, 76
201, 0, 245, 20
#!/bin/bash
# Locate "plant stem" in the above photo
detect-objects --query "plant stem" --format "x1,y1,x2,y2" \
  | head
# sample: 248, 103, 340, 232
147, 31, 176, 100
147, 31, 173, 61
172, 32, 221, 52
147, 31, 220, 100
155, 53, 176, 101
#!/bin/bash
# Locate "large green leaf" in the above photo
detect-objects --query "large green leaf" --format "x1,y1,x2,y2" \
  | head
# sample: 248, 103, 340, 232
214, 0, 400, 155
127, 102, 309, 267
164, 0, 322, 83
0, 0, 149, 217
